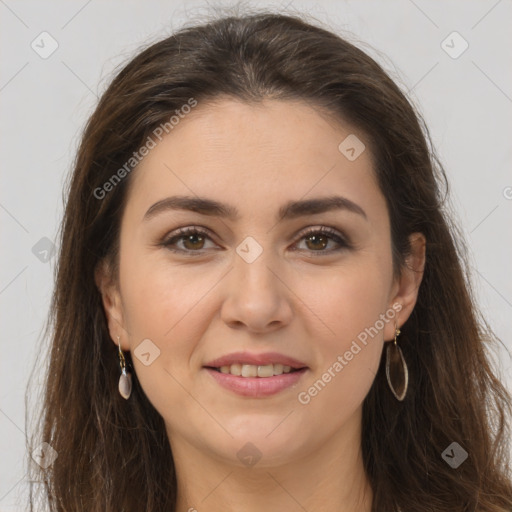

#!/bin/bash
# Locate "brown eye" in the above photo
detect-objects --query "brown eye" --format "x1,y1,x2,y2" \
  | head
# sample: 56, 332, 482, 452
182, 233, 206, 250
162, 227, 217, 254
294, 227, 350, 255
304, 233, 329, 251
162, 226, 351, 256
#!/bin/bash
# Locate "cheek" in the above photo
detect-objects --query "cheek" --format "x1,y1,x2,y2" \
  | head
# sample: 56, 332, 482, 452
119, 252, 226, 381
120, 242, 214, 334
118, 259, 216, 414
304, 256, 391, 342
294, 258, 390, 406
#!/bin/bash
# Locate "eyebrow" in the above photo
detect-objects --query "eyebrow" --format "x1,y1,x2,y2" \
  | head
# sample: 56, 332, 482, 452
143, 195, 367, 222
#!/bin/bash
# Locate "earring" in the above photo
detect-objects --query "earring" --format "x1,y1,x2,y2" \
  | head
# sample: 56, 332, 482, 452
385, 323, 408, 401
117, 336, 132, 400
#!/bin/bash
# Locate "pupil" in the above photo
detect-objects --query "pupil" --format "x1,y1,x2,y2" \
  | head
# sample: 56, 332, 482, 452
185, 234, 204, 249
306, 234, 327, 250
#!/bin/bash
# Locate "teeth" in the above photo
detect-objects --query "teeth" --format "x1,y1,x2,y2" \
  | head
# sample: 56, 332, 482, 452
257, 364, 274, 378
216, 363, 296, 377
241, 364, 257, 377
273, 363, 284, 375
230, 363, 242, 376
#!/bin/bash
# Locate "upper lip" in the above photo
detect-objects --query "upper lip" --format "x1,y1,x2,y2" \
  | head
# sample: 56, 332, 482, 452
204, 351, 308, 369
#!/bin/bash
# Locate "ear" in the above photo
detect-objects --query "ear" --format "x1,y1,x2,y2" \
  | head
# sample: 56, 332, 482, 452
94, 258, 129, 351
384, 232, 426, 341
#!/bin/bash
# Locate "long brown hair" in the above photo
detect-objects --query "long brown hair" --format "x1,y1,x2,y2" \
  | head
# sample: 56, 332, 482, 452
27, 9, 512, 512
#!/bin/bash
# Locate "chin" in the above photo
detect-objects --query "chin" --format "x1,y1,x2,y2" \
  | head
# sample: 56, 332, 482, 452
214, 422, 309, 464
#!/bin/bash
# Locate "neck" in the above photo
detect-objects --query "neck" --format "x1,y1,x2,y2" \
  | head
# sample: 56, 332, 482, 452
170, 409, 373, 512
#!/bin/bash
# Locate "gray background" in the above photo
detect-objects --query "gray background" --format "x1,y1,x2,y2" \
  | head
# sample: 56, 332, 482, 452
1, 0, 511, 509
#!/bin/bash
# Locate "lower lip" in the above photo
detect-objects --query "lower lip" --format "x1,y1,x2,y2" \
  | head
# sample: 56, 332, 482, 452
204, 367, 307, 397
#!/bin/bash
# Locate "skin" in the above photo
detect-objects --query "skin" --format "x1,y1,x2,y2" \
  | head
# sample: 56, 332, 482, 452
96, 97, 426, 512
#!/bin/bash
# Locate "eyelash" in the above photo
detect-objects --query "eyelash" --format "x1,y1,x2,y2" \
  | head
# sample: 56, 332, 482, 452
160, 226, 352, 256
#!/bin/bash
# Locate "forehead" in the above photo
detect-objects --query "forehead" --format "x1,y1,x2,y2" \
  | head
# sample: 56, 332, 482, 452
123, 97, 383, 222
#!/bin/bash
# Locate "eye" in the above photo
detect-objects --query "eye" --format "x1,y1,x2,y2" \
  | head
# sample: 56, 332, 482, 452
161, 225, 351, 256
161, 226, 217, 254
293, 226, 351, 255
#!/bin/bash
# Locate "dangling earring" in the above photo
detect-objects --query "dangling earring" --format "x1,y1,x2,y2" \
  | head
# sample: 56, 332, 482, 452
385, 323, 408, 401
117, 336, 132, 400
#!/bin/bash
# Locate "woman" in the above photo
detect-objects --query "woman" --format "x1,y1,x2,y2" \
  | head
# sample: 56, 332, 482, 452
28, 10, 512, 512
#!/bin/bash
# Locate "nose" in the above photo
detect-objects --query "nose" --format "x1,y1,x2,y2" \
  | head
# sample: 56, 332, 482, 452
220, 248, 294, 333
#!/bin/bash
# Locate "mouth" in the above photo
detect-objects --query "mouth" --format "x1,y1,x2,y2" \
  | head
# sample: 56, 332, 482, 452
203, 364, 308, 398
203, 352, 309, 397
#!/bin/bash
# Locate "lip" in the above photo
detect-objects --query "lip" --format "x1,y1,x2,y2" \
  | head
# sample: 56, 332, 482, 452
204, 351, 308, 370
205, 367, 308, 397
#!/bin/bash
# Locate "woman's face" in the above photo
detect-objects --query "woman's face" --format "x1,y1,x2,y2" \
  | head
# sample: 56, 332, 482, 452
98, 97, 423, 467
